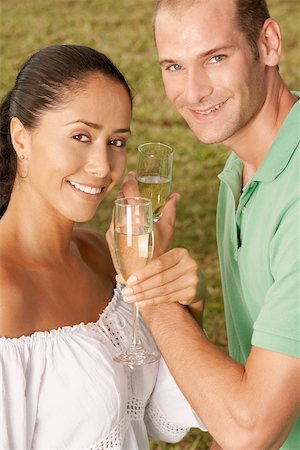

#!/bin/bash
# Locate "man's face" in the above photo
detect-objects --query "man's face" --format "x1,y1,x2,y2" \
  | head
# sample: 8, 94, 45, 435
155, 0, 266, 145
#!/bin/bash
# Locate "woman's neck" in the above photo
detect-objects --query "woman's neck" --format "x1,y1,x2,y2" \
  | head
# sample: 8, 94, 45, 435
0, 192, 75, 266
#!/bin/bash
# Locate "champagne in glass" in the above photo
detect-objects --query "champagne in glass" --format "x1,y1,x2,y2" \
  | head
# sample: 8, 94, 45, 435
137, 142, 173, 221
113, 197, 160, 366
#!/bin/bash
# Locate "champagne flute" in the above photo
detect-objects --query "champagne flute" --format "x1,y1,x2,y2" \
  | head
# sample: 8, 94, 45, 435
113, 197, 160, 366
137, 142, 173, 221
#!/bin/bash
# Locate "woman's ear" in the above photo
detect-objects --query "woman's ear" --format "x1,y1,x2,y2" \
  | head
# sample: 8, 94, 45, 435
10, 117, 30, 157
258, 18, 282, 67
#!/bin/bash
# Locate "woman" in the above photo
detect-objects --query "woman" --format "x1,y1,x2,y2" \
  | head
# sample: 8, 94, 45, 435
0, 45, 205, 449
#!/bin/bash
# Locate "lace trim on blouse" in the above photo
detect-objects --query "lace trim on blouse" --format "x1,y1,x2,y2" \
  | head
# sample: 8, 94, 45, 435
91, 414, 129, 450
127, 396, 146, 421
145, 403, 190, 441
90, 397, 147, 449
0, 284, 124, 344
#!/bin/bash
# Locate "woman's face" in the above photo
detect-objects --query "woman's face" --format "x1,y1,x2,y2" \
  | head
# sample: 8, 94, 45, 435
24, 74, 132, 222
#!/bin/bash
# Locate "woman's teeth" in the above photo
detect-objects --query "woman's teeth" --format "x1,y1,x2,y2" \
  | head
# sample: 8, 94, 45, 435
69, 181, 102, 195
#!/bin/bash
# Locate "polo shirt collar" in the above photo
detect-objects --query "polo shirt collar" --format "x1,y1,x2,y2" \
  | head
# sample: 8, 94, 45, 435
253, 95, 300, 182
218, 93, 300, 185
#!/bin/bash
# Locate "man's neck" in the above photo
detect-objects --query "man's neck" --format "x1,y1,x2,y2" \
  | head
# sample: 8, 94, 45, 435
223, 80, 297, 186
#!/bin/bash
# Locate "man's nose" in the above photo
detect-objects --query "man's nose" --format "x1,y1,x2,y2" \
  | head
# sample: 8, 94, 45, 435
183, 68, 213, 105
85, 144, 110, 178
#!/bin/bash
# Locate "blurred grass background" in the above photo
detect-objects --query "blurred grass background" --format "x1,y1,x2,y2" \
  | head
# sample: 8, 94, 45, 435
0, 1, 299, 448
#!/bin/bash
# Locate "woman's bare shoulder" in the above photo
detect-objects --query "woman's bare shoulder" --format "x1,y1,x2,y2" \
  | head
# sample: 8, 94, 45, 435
72, 228, 110, 257
0, 265, 30, 338
72, 228, 116, 278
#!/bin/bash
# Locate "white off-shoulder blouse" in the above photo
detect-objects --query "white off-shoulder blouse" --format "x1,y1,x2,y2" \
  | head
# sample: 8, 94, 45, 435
0, 284, 206, 450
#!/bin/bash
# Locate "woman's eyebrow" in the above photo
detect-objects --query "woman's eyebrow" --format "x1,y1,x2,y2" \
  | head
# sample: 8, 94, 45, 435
65, 119, 102, 130
65, 120, 131, 134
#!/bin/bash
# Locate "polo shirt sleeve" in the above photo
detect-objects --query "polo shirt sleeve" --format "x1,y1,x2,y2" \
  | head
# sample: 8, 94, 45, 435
252, 198, 300, 358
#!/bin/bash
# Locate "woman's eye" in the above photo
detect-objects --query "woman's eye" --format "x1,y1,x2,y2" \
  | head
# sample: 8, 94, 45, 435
73, 134, 90, 142
209, 55, 225, 64
167, 64, 182, 72
109, 138, 126, 148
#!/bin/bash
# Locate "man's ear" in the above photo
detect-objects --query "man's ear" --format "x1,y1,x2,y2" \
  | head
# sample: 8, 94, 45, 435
258, 18, 282, 67
10, 117, 30, 158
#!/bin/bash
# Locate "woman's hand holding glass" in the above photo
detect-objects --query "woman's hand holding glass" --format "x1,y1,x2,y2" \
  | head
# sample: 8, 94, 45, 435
107, 172, 200, 309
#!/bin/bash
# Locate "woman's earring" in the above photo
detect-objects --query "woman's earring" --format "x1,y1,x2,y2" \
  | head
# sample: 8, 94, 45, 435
17, 154, 28, 178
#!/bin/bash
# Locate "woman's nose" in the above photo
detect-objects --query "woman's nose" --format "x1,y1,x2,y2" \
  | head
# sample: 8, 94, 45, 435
85, 146, 110, 178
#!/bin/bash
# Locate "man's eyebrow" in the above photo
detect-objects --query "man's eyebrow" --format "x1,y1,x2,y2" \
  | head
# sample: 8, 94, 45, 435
159, 45, 236, 65
158, 58, 177, 66
115, 128, 131, 134
199, 45, 237, 58
65, 120, 131, 134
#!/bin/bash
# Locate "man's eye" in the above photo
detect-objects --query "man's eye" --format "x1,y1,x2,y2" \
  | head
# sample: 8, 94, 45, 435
73, 134, 90, 142
209, 55, 225, 64
109, 138, 126, 148
167, 64, 182, 72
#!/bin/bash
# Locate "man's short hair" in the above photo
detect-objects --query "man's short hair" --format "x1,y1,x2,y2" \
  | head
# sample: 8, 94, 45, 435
236, 0, 270, 59
153, 0, 270, 59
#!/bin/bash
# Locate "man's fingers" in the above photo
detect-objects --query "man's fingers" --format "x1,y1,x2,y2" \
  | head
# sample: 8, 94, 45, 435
122, 272, 198, 303
136, 286, 198, 307
126, 248, 180, 285
122, 259, 197, 296
119, 248, 199, 306
126, 248, 196, 285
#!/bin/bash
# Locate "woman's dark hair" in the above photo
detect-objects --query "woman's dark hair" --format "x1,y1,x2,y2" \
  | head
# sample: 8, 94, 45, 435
0, 44, 132, 217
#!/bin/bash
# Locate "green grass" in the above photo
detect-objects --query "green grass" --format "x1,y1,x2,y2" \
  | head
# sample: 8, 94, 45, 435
0, 1, 298, 448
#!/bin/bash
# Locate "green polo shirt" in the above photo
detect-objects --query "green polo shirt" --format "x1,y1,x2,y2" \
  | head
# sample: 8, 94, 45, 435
216, 98, 300, 448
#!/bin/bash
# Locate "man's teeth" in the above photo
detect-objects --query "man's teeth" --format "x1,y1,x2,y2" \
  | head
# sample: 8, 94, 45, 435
197, 101, 226, 115
69, 181, 102, 195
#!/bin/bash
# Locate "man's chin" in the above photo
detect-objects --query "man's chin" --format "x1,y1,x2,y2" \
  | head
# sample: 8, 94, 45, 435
179, 111, 236, 144
191, 128, 227, 145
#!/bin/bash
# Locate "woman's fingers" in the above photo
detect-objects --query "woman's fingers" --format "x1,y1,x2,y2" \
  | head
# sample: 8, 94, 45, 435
106, 209, 119, 273
154, 193, 180, 256
122, 171, 140, 197
106, 191, 124, 274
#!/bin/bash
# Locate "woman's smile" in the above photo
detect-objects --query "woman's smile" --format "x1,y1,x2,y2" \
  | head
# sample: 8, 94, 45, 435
68, 180, 104, 195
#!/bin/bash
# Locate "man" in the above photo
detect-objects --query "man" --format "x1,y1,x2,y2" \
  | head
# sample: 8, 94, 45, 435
115, 0, 299, 448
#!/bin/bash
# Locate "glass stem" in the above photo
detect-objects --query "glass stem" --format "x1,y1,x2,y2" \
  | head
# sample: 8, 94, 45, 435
132, 303, 141, 348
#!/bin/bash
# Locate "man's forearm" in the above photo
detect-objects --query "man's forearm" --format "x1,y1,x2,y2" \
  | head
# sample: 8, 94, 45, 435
186, 299, 204, 326
141, 302, 246, 445
141, 302, 298, 449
